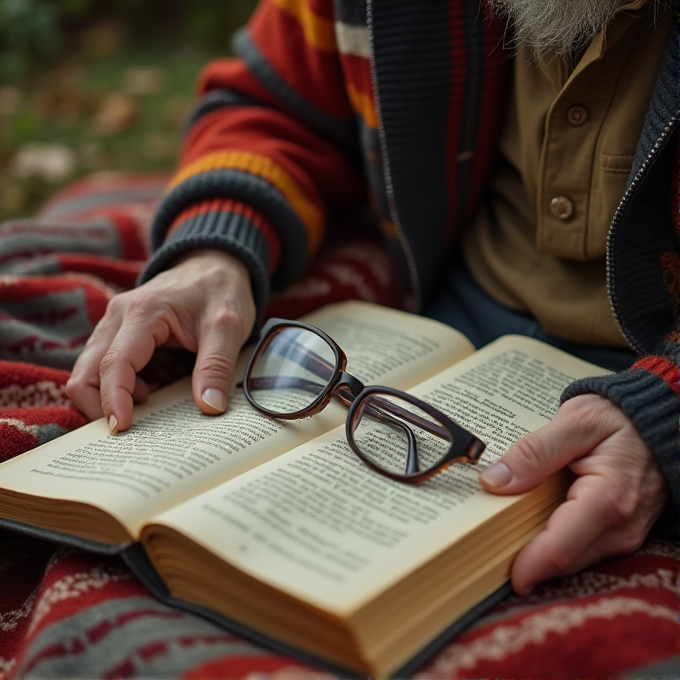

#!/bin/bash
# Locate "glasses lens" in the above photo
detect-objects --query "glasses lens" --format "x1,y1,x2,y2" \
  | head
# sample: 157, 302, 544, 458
247, 326, 337, 416
349, 391, 453, 477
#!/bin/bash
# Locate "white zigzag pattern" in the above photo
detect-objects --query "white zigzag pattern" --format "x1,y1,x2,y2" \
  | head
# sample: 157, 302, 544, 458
417, 597, 679, 677
326, 263, 378, 303
28, 562, 133, 635
541, 568, 679, 600
0, 381, 67, 408
0, 656, 17, 676
0, 418, 40, 437
0, 547, 76, 635
497, 567, 680, 620
635, 539, 680, 559
474, 567, 680, 628
0, 585, 39, 633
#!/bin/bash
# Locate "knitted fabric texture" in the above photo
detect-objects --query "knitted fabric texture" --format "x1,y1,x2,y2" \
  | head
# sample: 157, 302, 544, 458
0, 170, 678, 680
143, 0, 680, 521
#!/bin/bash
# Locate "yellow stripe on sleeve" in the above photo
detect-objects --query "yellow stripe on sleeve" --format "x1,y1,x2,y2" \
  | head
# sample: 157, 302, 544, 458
168, 151, 324, 253
346, 82, 377, 129
273, 0, 337, 52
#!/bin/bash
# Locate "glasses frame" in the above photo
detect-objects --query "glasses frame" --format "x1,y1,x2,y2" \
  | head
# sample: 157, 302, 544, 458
242, 318, 486, 483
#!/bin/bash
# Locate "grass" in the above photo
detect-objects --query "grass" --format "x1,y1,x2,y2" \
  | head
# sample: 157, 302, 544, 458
0, 17, 248, 220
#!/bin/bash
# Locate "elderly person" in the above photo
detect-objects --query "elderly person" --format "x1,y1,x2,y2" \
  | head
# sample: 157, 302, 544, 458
67, 0, 680, 597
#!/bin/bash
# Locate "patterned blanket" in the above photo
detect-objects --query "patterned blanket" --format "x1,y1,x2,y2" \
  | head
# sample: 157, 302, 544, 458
1, 174, 678, 679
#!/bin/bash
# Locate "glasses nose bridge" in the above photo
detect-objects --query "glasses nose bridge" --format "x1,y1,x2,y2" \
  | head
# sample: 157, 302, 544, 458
331, 370, 365, 406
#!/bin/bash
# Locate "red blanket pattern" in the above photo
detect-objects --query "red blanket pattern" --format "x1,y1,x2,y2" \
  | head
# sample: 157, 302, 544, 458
0, 174, 678, 679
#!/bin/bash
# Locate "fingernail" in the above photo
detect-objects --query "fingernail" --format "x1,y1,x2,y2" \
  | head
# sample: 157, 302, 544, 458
202, 388, 227, 412
108, 414, 119, 435
480, 462, 513, 488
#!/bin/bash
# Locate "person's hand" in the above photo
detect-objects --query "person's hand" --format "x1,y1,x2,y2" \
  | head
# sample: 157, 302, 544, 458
65, 249, 256, 433
478, 394, 668, 595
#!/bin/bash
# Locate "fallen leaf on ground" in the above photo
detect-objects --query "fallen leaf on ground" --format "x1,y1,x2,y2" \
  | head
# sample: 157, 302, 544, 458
13, 143, 78, 183
122, 67, 167, 95
0, 86, 23, 116
92, 93, 138, 134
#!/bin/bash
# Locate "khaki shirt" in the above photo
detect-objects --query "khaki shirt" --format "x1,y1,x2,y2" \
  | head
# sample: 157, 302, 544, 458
463, 0, 673, 347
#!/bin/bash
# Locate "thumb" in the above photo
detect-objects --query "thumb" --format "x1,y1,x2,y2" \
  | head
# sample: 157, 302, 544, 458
478, 397, 611, 494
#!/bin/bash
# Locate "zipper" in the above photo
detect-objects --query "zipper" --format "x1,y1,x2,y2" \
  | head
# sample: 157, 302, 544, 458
366, 0, 422, 311
607, 114, 679, 354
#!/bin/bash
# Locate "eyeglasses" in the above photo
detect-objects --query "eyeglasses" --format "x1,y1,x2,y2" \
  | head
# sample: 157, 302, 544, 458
242, 318, 486, 482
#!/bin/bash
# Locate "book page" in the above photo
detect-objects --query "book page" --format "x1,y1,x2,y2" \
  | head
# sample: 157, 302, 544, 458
145, 335, 610, 611
419, 335, 612, 468
0, 301, 474, 538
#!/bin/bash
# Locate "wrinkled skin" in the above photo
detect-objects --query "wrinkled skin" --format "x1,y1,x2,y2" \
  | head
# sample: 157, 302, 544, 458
66, 252, 667, 594
479, 394, 667, 594
66, 249, 256, 432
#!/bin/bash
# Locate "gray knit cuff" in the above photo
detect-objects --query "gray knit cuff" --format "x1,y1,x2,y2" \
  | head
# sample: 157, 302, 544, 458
139, 208, 271, 339
561, 369, 680, 507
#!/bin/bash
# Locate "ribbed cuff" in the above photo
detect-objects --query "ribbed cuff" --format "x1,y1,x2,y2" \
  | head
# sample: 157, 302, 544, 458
139, 202, 272, 337
149, 169, 310, 289
561, 368, 680, 507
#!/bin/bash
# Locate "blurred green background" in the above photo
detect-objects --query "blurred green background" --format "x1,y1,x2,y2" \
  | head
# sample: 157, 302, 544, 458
0, 0, 258, 219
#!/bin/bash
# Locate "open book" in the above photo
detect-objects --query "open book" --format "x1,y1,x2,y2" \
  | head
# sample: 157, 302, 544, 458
0, 301, 610, 677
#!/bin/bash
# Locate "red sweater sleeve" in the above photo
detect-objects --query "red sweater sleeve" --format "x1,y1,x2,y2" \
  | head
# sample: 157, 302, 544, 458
140, 0, 368, 318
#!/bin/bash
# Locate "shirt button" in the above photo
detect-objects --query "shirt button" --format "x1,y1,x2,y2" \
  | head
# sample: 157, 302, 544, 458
567, 105, 589, 126
549, 196, 574, 220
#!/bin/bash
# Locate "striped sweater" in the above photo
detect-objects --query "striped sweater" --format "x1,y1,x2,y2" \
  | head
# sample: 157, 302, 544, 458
140, 0, 680, 509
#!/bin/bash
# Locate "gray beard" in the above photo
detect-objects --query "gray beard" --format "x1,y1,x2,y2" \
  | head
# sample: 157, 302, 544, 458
488, 0, 629, 57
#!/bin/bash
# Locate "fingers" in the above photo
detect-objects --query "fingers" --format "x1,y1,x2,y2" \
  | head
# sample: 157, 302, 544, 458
97, 301, 173, 431
65, 304, 125, 422
510, 466, 658, 594
510, 474, 612, 594
478, 395, 615, 494
187, 253, 256, 416
192, 307, 251, 416
476, 395, 667, 595
66, 249, 256, 432
67, 291, 170, 429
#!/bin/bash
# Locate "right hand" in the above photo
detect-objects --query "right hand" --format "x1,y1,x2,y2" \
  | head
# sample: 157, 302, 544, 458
65, 248, 257, 433
479, 394, 667, 595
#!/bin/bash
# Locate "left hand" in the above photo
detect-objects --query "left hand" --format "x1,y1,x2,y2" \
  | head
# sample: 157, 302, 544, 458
478, 394, 668, 595
65, 248, 256, 433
